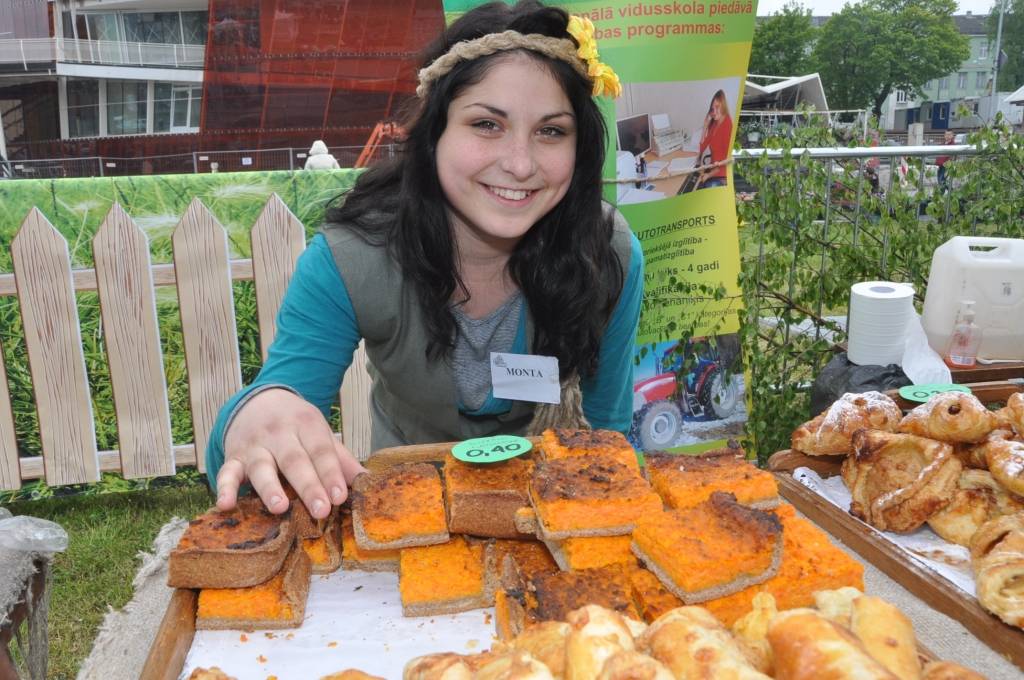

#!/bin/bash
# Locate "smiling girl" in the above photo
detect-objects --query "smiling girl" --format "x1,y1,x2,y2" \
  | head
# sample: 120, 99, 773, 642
208, 0, 644, 519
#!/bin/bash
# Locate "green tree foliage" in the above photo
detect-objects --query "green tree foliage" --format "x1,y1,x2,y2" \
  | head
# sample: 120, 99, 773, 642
813, 0, 969, 116
749, 2, 817, 77
989, 0, 1024, 91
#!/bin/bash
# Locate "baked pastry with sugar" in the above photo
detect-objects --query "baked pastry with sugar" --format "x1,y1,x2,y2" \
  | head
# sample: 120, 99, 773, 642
842, 429, 962, 533
984, 439, 1024, 497
849, 595, 920, 680
639, 606, 771, 680
920, 660, 987, 680
791, 391, 902, 456
927, 469, 1024, 546
564, 605, 636, 680
970, 513, 1024, 628
644, 450, 779, 510
898, 392, 998, 444
954, 425, 1020, 469
766, 610, 897, 680
999, 391, 1024, 435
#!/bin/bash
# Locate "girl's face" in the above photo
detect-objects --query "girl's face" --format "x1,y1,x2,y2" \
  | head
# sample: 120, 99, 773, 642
436, 53, 577, 254
711, 98, 723, 122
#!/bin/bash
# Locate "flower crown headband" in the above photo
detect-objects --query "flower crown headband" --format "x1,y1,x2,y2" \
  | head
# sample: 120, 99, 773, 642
416, 16, 621, 99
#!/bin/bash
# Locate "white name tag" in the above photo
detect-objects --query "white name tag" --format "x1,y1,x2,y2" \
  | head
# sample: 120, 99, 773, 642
490, 352, 560, 404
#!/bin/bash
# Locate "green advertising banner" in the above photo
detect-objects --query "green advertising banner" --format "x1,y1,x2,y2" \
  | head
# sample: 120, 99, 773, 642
443, 0, 753, 452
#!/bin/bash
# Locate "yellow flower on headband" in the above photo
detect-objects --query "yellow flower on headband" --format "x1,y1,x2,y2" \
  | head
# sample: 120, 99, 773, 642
566, 15, 620, 98
589, 61, 623, 98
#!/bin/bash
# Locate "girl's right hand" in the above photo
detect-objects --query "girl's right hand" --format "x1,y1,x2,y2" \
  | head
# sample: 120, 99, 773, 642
216, 388, 366, 519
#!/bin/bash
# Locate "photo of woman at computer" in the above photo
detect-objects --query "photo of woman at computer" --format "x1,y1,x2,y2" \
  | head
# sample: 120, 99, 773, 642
613, 78, 740, 204
694, 89, 733, 190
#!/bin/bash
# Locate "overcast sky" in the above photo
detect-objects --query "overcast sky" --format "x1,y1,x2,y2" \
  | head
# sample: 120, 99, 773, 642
756, 0, 997, 15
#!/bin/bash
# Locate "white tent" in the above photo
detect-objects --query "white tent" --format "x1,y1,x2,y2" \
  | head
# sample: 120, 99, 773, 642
743, 73, 829, 112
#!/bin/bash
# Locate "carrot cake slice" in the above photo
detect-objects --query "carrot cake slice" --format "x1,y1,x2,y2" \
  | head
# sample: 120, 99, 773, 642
539, 428, 639, 471
545, 535, 638, 571
444, 453, 532, 538
339, 512, 399, 572
631, 491, 783, 604
196, 546, 311, 630
529, 455, 662, 540
644, 450, 779, 511
629, 567, 684, 623
398, 536, 496, 617
301, 510, 342, 574
351, 463, 448, 550
703, 504, 865, 626
168, 495, 294, 589
527, 565, 641, 623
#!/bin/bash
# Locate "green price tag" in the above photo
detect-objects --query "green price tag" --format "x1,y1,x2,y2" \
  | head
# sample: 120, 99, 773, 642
451, 435, 533, 463
898, 383, 972, 403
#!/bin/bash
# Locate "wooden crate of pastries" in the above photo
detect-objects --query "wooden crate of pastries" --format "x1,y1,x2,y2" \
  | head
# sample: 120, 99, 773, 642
768, 383, 1024, 671
148, 428, 866, 679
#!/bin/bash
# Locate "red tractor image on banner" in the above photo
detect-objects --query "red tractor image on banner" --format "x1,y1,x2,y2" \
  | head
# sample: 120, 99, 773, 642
629, 336, 742, 451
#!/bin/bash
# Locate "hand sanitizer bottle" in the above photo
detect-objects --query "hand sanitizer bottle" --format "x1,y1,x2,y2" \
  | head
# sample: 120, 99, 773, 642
945, 300, 983, 368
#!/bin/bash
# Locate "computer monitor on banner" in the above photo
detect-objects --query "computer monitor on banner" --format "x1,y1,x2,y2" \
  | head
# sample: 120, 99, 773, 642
616, 113, 652, 158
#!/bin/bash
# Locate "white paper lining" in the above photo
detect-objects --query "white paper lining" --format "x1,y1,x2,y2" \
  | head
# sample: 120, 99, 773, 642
792, 467, 975, 595
181, 569, 495, 680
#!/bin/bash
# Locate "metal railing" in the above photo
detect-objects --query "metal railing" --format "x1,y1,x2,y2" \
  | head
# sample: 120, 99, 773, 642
0, 38, 204, 69
0, 145, 389, 179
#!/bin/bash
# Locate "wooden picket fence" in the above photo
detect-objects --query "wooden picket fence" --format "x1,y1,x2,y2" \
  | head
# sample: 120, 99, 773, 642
0, 195, 372, 490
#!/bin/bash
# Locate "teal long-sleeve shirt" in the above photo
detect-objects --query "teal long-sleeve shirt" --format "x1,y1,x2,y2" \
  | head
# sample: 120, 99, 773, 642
206, 232, 644, 487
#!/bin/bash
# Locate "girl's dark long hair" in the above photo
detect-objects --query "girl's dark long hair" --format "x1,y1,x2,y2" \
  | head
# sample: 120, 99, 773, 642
325, 0, 623, 380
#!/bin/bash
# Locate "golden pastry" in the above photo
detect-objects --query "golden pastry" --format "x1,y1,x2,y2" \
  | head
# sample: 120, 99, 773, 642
403, 653, 475, 680
791, 392, 903, 456
596, 651, 674, 680
474, 650, 555, 680
843, 429, 962, 533
1000, 392, 1024, 436
767, 610, 898, 680
731, 592, 778, 675
898, 392, 998, 444
638, 607, 771, 680
969, 513, 1024, 628
984, 439, 1024, 498
954, 425, 1019, 470
565, 605, 635, 680
849, 595, 921, 680
927, 470, 1013, 547
812, 587, 864, 628
502, 621, 570, 678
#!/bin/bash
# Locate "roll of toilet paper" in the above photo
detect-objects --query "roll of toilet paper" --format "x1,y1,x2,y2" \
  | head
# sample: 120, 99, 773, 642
848, 281, 915, 366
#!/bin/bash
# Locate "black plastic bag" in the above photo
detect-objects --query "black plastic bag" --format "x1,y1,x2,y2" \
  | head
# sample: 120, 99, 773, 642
809, 353, 911, 416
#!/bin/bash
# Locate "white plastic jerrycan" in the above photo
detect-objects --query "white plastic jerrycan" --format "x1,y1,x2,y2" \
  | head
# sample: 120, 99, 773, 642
921, 236, 1024, 361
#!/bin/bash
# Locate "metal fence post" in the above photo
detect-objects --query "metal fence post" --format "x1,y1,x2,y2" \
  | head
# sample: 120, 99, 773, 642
192, 152, 199, 174
97, 157, 104, 177
289, 148, 294, 171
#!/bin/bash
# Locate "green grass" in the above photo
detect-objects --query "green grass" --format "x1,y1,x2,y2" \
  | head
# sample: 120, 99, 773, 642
7, 483, 213, 679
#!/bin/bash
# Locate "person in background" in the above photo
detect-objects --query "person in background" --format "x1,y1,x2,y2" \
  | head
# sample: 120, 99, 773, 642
695, 89, 733, 190
304, 140, 341, 170
935, 129, 955, 191
208, 1, 641, 520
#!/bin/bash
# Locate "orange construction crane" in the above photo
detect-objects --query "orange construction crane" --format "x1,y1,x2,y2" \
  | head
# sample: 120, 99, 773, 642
355, 121, 405, 168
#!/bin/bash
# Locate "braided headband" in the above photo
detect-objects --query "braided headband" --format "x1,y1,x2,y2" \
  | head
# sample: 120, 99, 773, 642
416, 17, 622, 99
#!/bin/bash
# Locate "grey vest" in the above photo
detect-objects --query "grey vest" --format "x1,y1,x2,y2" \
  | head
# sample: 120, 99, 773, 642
322, 209, 633, 451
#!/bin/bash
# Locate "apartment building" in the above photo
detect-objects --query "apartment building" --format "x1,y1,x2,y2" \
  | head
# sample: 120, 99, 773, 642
1, 0, 442, 175
882, 13, 1022, 131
